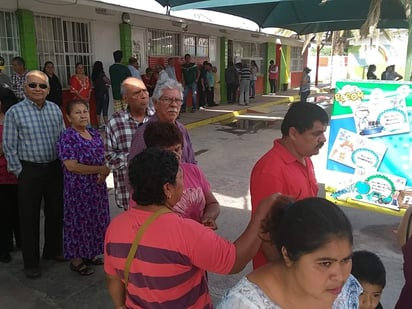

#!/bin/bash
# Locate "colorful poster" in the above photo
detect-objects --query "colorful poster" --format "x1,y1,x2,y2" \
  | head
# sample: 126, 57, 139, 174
327, 80, 412, 209
329, 128, 387, 170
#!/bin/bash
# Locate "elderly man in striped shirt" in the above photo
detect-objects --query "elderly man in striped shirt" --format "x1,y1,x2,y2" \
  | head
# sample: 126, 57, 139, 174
3, 70, 65, 279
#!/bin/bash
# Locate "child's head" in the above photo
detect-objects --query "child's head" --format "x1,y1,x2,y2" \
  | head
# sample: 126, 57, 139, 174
351, 250, 386, 309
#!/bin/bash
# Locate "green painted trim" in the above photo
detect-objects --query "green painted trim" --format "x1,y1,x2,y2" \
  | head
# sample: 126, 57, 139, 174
119, 23, 132, 65
265, 42, 275, 94
219, 37, 227, 104
16, 9, 38, 70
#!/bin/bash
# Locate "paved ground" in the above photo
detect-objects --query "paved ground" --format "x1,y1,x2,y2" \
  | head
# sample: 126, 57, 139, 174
0, 90, 405, 308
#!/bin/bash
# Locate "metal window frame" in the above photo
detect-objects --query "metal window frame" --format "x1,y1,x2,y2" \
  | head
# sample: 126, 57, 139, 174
35, 14, 93, 88
148, 28, 181, 57
0, 10, 20, 76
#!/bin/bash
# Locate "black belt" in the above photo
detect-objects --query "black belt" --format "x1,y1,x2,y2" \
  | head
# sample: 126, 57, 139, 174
21, 160, 59, 168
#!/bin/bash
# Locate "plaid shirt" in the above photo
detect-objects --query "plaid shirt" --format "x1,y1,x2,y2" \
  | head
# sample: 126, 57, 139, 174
105, 109, 150, 209
2, 99, 65, 176
11, 70, 28, 100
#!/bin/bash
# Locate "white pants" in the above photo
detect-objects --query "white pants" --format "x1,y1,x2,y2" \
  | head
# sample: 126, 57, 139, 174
239, 79, 250, 104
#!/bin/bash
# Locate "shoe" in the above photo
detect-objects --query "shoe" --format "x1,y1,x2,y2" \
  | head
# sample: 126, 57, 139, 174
190, 109, 196, 113
70, 262, 94, 276
180, 109, 186, 113
0, 252, 11, 263
24, 267, 41, 279
238, 103, 246, 106
83, 257, 104, 265
43, 254, 68, 262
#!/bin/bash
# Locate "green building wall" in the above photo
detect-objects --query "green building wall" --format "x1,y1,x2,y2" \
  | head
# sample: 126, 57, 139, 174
119, 23, 132, 65
16, 9, 38, 70
265, 42, 275, 94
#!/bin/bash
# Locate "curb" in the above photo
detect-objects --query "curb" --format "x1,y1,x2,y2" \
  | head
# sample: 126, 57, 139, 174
185, 94, 300, 130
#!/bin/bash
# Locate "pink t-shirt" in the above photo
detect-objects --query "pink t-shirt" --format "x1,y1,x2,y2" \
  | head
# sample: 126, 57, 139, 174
104, 209, 236, 308
129, 163, 211, 222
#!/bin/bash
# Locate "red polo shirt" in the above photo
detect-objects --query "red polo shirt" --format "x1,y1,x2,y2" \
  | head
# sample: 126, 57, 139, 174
250, 139, 318, 269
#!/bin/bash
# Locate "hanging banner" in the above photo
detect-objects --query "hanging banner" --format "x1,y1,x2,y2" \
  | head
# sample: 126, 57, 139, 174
326, 80, 412, 215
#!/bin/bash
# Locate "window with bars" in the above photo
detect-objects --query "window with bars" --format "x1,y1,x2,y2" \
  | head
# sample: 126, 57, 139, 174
35, 15, 93, 88
0, 10, 20, 76
147, 29, 180, 56
233, 41, 265, 75
183, 35, 209, 57
290, 46, 304, 72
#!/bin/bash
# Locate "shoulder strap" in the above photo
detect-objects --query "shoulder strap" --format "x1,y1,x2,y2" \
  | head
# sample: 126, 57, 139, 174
124, 207, 171, 287
406, 210, 412, 244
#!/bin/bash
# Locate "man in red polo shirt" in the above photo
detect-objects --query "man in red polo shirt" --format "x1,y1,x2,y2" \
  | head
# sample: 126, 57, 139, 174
250, 102, 329, 269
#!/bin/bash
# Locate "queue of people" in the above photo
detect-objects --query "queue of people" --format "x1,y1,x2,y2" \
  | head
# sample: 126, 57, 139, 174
0, 53, 411, 309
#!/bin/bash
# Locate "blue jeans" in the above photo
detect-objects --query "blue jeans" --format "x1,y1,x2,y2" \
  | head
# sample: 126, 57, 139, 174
183, 82, 197, 111
249, 80, 256, 97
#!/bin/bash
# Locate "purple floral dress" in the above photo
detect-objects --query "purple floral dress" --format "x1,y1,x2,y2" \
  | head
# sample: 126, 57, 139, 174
57, 127, 110, 259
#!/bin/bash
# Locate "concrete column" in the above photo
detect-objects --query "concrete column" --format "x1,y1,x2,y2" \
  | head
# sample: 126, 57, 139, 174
219, 36, 227, 103
119, 23, 132, 65
16, 9, 38, 70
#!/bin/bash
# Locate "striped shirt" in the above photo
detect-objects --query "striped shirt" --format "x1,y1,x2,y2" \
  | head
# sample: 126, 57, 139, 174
104, 209, 236, 309
105, 110, 150, 209
240, 67, 251, 80
2, 98, 65, 176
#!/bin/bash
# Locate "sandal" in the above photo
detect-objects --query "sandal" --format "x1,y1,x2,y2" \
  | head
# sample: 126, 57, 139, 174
70, 262, 94, 276
84, 257, 104, 265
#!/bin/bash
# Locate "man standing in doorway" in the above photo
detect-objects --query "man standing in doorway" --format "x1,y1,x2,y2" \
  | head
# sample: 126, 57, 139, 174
105, 77, 151, 210
250, 102, 329, 269
181, 54, 199, 113
3, 70, 65, 278
11, 56, 28, 101
165, 58, 177, 81
127, 57, 142, 80
109, 50, 132, 112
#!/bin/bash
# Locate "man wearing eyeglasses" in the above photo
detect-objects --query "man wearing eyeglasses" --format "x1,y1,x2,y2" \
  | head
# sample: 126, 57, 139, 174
2, 70, 65, 279
128, 78, 196, 170
105, 77, 152, 210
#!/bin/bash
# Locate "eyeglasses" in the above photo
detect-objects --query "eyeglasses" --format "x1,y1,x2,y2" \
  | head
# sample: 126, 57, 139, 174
27, 83, 48, 89
158, 97, 183, 105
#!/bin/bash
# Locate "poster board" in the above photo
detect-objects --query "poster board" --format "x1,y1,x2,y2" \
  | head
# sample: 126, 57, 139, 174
326, 80, 412, 215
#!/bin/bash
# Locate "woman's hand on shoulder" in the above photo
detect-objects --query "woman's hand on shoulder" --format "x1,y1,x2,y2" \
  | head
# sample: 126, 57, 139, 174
201, 217, 218, 230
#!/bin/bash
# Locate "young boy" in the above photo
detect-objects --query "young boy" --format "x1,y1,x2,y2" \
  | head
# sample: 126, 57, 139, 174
351, 250, 386, 309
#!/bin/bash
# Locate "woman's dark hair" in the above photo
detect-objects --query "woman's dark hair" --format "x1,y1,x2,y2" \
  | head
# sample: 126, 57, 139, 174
128, 148, 179, 206
91, 61, 104, 82
144, 122, 183, 149
280, 102, 329, 136
0, 86, 18, 113
263, 197, 353, 262
351, 250, 386, 288
43, 61, 54, 72
65, 99, 89, 115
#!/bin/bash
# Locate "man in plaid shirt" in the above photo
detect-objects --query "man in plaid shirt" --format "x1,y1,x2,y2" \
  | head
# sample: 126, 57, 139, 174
105, 77, 151, 209
11, 56, 28, 101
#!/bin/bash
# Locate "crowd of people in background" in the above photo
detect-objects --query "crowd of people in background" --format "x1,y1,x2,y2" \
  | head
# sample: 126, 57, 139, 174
1, 51, 412, 309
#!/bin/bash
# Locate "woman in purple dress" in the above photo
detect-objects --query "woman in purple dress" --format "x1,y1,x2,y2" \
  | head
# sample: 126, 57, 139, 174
57, 100, 110, 276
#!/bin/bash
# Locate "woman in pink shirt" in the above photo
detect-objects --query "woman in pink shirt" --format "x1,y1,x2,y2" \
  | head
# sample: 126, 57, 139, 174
129, 121, 220, 229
